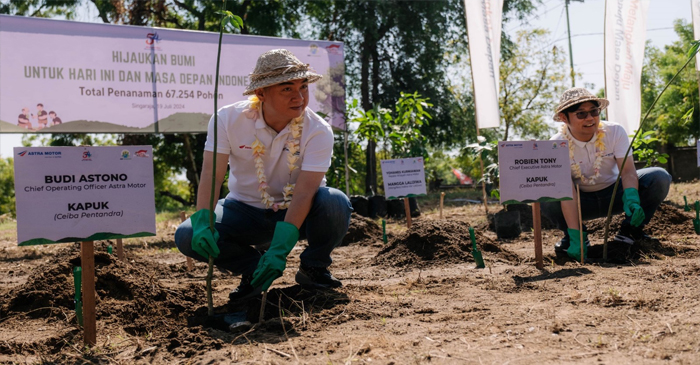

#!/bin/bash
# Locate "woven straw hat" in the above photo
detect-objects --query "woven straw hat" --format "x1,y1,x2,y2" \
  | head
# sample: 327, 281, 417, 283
553, 87, 609, 121
243, 49, 322, 95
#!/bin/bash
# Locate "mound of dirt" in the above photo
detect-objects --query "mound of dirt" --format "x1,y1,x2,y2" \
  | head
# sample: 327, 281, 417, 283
586, 202, 696, 237
581, 203, 698, 262
341, 213, 383, 246
0, 244, 202, 335
373, 219, 519, 267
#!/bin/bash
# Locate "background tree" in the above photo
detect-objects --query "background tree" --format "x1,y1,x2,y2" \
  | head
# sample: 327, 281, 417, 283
0, 158, 15, 218
641, 19, 700, 147
304, 0, 539, 194
499, 28, 568, 141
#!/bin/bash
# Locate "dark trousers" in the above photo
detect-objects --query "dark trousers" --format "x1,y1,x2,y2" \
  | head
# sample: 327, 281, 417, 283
175, 187, 353, 275
541, 167, 672, 238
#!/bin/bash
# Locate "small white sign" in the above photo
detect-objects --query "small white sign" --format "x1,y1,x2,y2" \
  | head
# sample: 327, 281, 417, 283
498, 140, 573, 204
380, 157, 427, 200
13, 146, 156, 245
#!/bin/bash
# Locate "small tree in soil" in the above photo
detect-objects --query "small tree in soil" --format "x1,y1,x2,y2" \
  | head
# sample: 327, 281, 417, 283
206, 2, 243, 316
602, 41, 700, 259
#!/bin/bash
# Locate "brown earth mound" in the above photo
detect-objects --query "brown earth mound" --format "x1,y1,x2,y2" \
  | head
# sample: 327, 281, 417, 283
373, 219, 519, 267
0, 244, 206, 353
585, 202, 695, 237
582, 203, 699, 262
341, 213, 383, 246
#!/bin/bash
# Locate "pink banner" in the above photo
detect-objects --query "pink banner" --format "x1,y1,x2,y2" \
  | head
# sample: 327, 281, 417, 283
0, 15, 346, 133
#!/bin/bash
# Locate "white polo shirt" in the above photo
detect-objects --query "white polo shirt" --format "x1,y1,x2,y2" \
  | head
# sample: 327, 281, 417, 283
205, 100, 334, 209
551, 121, 631, 192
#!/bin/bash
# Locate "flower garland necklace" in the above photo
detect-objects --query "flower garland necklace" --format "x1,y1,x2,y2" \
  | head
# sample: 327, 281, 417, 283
560, 123, 606, 185
245, 95, 303, 211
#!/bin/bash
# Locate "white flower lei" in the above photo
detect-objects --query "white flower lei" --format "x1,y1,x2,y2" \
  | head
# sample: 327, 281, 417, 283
245, 95, 303, 211
560, 123, 606, 185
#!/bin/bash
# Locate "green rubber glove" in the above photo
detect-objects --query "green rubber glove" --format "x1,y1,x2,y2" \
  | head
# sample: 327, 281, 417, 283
566, 228, 588, 262
250, 221, 299, 291
622, 188, 645, 227
190, 209, 220, 259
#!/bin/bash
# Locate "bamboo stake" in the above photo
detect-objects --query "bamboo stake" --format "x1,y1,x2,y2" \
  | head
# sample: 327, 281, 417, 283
403, 197, 412, 228
439, 192, 445, 219
180, 211, 195, 271
81, 241, 96, 346
115, 238, 125, 262
532, 202, 543, 269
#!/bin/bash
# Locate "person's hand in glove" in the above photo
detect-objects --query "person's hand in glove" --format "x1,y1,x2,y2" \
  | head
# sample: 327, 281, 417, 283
250, 221, 299, 291
189, 209, 220, 258
566, 228, 588, 262
622, 188, 645, 227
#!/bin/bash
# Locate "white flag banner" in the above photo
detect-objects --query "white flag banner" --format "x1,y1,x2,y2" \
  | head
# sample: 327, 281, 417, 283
464, 0, 503, 129
604, 0, 650, 133
691, 0, 700, 71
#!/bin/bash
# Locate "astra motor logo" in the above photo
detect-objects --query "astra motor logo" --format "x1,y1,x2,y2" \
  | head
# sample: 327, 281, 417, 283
82, 150, 92, 161
18, 150, 61, 158
146, 32, 161, 45
500, 143, 524, 148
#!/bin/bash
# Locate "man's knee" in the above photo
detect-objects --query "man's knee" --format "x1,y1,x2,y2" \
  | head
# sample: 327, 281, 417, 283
174, 220, 195, 256
639, 167, 672, 200
315, 187, 352, 220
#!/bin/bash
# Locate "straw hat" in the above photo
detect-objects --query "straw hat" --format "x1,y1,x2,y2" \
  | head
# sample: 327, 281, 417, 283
243, 49, 322, 96
553, 87, 609, 121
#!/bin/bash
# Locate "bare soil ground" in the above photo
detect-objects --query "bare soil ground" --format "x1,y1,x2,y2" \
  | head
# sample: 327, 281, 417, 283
1, 183, 700, 364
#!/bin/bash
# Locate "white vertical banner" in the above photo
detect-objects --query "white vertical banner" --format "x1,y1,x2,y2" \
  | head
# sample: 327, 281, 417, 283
464, 0, 504, 129
604, 0, 650, 133
692, 0, 700, 71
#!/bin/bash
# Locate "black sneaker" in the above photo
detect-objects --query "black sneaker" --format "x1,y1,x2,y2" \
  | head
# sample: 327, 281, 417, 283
295, 264, 342, 289
614, 225, 656, 245
554, 235, 590, 254
228, 274, 257, 303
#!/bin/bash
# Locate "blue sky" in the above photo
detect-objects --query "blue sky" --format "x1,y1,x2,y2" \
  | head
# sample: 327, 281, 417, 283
0, 0, 693, 157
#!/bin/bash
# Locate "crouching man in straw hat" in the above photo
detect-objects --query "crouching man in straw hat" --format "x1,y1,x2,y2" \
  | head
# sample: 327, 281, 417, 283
541, 87, 671, 261
175, 49, 352, 302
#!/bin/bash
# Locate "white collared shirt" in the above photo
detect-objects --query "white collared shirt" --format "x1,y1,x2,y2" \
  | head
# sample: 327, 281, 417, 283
551, 121, 631, 192
204, 100, 333, 208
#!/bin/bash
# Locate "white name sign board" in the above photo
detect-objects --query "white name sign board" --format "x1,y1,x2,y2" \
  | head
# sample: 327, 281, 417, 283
380, 157, 427, 200
13, 146, 156, 246
498, 140, 573, 204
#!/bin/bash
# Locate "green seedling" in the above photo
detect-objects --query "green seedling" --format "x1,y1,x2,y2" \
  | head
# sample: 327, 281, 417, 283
684, 196, 691, 211
382, 219, 387, 244
73, 266, 83, 327
469, 227, 485, 268
693, 201, 700, 234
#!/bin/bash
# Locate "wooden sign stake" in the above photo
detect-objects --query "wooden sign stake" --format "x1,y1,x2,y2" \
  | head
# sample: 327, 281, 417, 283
403, 197, 412, 229
116, 238, 125, 262
180, 211, 195, 271
532, 202, 543, 269
81, 241, 96, 346
576, 184, 584, 264
439, 192, 445, 219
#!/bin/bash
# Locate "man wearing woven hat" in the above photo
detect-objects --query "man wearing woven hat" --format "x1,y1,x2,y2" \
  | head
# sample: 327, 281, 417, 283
541, 87, 671, 261
175, 49, 352, 302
